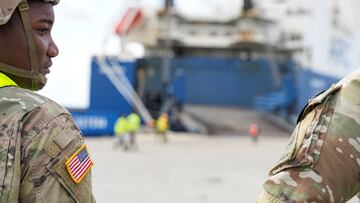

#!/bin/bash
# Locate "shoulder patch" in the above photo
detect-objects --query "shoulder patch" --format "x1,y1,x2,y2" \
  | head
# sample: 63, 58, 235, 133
65, 144, 94, 184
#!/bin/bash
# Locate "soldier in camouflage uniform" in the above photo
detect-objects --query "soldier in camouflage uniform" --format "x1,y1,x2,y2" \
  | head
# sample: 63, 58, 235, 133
0, 0, 95, 202
257, 70, 360, 202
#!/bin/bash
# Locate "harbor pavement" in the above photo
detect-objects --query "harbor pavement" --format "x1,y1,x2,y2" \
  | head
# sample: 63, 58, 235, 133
85, 133, 359, 203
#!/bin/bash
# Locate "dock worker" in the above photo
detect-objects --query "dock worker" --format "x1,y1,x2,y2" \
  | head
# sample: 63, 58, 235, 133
0, 0, 95, 202
114, 115, 130, 150
127, 112, 141, 149
156, 113, 170, 143
257, 70, 360, 202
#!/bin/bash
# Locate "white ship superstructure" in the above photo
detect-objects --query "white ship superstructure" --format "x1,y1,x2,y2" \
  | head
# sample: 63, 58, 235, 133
117, 0, 285, 57
261, 0, 360, 78
117, 0, 360, 78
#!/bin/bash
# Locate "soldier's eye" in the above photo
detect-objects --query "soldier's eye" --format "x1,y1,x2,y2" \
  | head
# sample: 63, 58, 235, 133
39, 28, 49, 34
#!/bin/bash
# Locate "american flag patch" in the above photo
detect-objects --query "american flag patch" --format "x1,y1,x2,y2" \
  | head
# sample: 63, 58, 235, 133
65, 144, 94, 184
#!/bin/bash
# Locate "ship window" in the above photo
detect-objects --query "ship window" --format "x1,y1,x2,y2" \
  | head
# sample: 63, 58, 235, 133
189, 30, 198, 35
291, 34, 302, 41
286, 33, 302, 41
210, 31, 218, 36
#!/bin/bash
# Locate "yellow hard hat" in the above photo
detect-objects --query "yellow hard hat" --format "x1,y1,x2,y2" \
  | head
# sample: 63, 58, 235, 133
0, 0, 59, 90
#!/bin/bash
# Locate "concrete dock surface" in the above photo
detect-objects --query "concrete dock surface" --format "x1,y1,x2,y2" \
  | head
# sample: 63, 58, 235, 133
85, 133, 358, 203
183, 105, 292, 135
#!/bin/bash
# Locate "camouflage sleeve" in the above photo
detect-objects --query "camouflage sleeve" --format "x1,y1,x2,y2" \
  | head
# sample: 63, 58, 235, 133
0, 111, 24, 202
257, 87, 360, 202
19, 105, 96, 202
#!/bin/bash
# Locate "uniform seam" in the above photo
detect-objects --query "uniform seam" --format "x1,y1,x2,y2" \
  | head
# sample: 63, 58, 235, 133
22, 111, 71, 150
260, 190, 285, 203
311, 94, 337, 169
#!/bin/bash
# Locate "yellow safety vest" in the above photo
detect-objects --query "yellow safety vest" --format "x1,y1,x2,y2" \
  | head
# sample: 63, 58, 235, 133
156, 116, 169, 133
127, 113, 141, 133
114, 117, 128, 136
0, 72, 18, 88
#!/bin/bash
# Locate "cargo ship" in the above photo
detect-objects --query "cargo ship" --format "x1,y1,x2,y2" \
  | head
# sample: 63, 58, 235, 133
71, 0, 360, 135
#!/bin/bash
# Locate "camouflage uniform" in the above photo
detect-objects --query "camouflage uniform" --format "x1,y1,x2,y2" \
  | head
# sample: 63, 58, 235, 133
0, 0, 95, 202
0, 85, 95, 202
257, 70, 360, 202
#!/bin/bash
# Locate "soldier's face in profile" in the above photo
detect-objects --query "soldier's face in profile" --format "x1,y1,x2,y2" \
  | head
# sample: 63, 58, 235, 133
0, 1, 58, 76
28, 1, 59, 75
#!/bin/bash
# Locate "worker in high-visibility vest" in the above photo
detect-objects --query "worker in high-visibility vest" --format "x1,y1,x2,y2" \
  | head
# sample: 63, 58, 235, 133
114, 116, 130, 150
156, 113, 170, 143
127, 112, 141, 149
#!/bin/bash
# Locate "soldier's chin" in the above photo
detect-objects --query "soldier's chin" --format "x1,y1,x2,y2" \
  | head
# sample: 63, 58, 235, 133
25, 78, 47, 91
41, 68, 50, 75
32, 80, 46, 91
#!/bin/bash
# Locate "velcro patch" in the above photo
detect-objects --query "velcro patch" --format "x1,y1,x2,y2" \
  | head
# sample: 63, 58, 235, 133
65, 144, 94, 184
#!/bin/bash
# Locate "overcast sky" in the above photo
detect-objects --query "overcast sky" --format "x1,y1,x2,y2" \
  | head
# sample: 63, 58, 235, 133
39, 0, 141, 109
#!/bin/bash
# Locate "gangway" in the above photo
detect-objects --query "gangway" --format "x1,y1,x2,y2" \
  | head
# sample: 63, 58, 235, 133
96, 57, 154, 126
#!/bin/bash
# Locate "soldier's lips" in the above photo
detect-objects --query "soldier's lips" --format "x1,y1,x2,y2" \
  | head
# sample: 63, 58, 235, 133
42, 67, 50, 74
42, 62, 52, 74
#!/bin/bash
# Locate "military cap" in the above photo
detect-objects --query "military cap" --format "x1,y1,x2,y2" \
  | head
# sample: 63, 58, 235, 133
0, 0, 59, 25
0, 0, 20, 25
